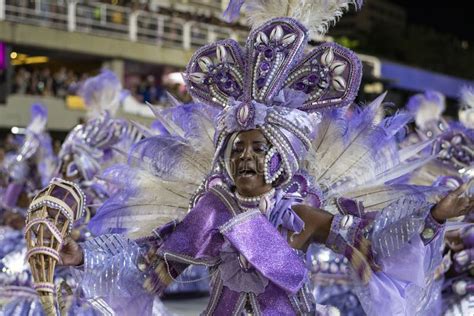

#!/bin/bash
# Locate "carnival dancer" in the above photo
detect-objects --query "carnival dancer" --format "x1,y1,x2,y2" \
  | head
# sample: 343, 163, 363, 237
431, 86, 474, 316
0, 103, 57, 315
29, 1, 473, 315
2, 70, 144, 315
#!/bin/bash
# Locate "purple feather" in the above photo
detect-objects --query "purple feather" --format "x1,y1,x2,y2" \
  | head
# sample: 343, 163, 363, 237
30, 103, 47, 120
161, 102, 218, 138
128, 136, 191, 180
222, 0, 245, 23
150, 120, 171, 135
79, 69, 120, 107
406, 90, 445, 114
380, 111, 412, 138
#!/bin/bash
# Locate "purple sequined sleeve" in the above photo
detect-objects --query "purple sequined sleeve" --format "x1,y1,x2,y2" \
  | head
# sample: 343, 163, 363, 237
158, 191, 232, 265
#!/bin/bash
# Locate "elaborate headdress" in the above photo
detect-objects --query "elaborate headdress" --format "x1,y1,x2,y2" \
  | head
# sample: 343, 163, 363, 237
58, 71, 139, 185
184, 7, 362, 185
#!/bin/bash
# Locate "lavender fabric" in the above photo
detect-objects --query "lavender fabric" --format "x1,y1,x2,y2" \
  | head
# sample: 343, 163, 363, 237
71, 234, 156, 315
159, 191, 231, 263
272, 88, 307, 109
220, 210, 307, 294
268, 192, 305, 234
354, 232, 445, 316
257, 282, 298, 315
156, 189, 309, 314
218, 240, 269, 295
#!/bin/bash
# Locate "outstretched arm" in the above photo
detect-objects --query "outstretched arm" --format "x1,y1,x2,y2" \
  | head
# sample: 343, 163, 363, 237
290, 182, 473, 249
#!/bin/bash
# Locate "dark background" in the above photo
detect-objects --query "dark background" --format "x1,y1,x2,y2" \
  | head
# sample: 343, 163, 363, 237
393, 1, 474, 41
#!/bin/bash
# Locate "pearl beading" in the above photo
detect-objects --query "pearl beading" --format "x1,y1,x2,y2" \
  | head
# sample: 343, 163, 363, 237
284, 66, 312, 86
33, 282, 55, 293
258, 53, 284, 101
264, 124, 297, 171
252, 54, 263, 100
28, 199, 74, 234
235, 188, 275, 204
24, 218, 64, 244
27, 177, 87, 235
264, 147, 284, 184
261, 127, 294, 184
267, 113, 312, 149
210, 85, 228, 106
229, 65, 244, 86
27, 247, 61, 262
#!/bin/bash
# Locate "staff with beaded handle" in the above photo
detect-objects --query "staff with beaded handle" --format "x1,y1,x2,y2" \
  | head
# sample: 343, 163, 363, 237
25, 178, 86, 316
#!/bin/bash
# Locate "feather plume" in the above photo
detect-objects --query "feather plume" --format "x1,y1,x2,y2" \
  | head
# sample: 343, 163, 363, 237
223, 0, 363, 37
459, 85, 474, 129
459, 85, 474, 110
405, 90, 445, 130
89, 103, 217, 239
79, 69, 123, 118
305, 92, 440, 214
308, 93, 407, 195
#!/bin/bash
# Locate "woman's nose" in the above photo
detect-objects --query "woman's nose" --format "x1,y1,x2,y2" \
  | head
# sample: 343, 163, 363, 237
240, 146, 253, 160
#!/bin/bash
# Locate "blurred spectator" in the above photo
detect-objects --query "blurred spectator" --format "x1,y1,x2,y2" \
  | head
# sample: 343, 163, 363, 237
12, 66, 91, 98
124, 72, 190, 105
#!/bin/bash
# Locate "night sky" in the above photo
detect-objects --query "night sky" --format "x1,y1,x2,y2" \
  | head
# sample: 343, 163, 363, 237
390, 1, 474, 41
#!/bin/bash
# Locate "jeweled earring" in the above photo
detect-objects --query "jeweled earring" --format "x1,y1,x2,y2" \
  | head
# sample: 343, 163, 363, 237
264, 147, 284, 184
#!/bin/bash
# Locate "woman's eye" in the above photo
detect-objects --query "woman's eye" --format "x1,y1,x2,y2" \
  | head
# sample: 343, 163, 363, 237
232, 146, 244, 154
254, 145, 268, 153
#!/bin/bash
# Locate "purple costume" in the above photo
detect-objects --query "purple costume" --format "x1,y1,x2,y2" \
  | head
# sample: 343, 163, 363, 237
74, 2, 450, 315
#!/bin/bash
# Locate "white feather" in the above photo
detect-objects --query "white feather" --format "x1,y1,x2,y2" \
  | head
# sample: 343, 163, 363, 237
243, 0, 362, 36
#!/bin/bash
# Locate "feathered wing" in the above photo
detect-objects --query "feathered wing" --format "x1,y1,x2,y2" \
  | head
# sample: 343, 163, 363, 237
88, 103, 217, 239
306, 93, 441, 214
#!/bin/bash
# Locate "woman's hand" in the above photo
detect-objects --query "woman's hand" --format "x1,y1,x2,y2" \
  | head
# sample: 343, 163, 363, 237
58, 237, 84, 266
290, 205, 334, 250
431, 182, 474, 223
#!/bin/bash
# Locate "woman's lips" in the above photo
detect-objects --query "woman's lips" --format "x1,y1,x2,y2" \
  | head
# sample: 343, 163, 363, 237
237, 169, 257, 178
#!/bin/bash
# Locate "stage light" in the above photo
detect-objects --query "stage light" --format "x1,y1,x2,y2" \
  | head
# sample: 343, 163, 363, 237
11, 127, 25, 134
363, 82, 383, 94
10, 52, 17, 59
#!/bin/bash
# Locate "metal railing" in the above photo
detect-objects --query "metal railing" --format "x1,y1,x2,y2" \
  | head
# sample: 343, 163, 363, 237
0, 0, 248, 49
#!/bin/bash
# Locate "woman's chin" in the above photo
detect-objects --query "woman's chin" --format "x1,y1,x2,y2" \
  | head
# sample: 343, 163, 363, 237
235, 177, 259, 194
235, 177, 270, 197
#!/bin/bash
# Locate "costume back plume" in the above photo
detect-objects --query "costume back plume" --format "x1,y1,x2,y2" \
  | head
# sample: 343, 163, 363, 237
88, 103, 219, 239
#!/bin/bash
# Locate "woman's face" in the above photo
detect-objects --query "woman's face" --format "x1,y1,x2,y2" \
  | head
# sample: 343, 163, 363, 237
229, 129, 273, 197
